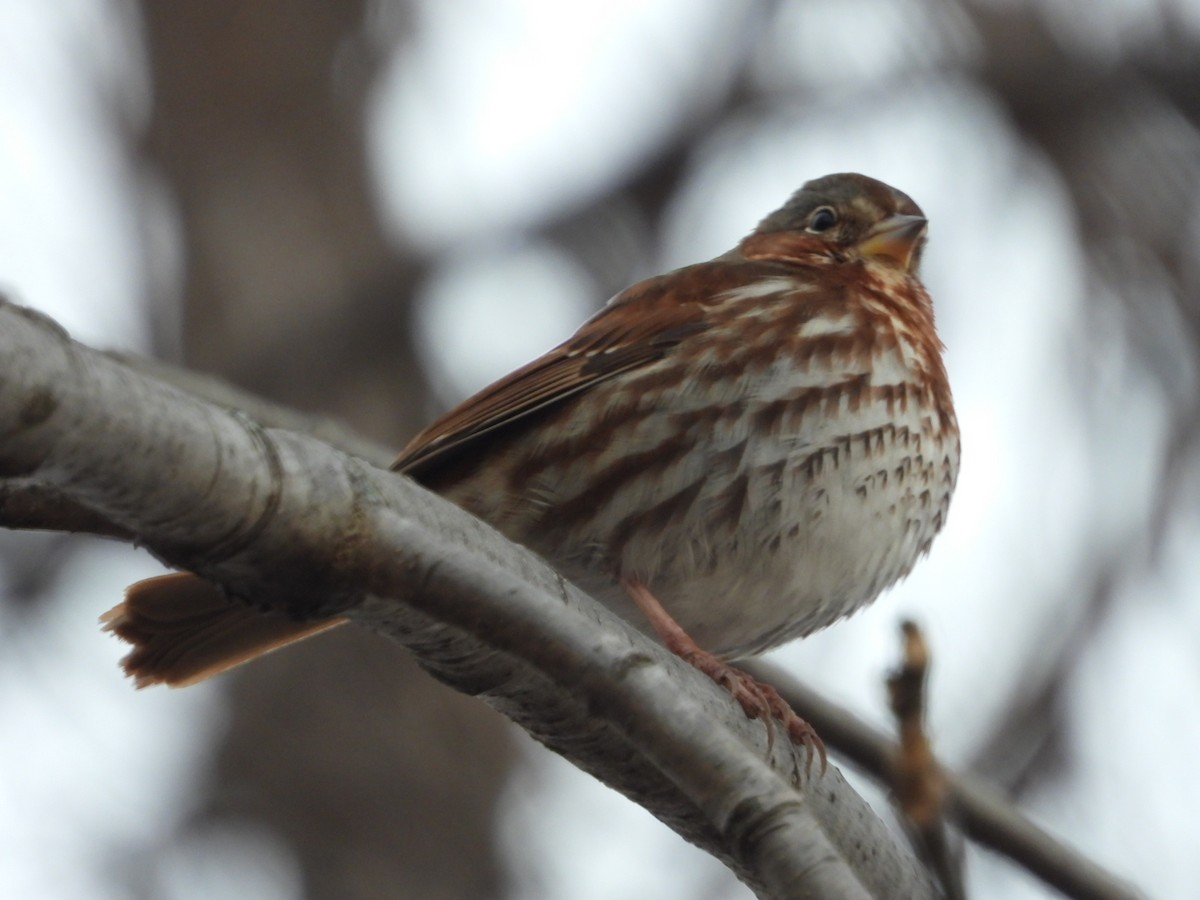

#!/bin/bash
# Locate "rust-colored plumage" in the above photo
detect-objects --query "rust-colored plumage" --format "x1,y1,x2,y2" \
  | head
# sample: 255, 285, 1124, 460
105, 173, 960, 725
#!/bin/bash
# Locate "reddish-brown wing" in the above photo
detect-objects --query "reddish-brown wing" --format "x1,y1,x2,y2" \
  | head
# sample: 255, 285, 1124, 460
392, 266, 722, 475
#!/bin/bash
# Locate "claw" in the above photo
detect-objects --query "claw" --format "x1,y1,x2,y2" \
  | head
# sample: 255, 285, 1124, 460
622, 576, 828, 774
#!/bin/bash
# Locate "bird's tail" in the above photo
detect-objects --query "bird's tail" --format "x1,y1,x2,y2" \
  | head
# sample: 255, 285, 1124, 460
101, 573, 346, 688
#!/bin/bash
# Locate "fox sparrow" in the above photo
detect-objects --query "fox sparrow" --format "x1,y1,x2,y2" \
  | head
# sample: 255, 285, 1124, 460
105, 173, 960, 759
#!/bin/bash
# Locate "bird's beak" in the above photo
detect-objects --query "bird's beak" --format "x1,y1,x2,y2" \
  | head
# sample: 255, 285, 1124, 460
857, 214, 927, 272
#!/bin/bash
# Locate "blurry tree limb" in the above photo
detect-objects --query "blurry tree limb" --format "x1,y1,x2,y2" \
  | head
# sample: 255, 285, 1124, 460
0, 483, 132, 540
0, 300, 940, 898
744, 662, 1145, 900
128, 5, 462, 895
110, 350, 396, 468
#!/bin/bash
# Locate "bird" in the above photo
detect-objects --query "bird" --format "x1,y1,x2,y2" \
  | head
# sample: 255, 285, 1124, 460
103, 173, 959, 759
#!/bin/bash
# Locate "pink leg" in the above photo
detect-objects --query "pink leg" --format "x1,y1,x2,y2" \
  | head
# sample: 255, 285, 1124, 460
620, 576, 826, 772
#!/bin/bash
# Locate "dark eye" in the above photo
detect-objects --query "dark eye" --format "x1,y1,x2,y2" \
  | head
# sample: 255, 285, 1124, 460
807, 207, 838, 233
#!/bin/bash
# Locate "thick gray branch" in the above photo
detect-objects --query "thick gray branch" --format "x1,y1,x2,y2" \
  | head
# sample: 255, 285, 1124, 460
0, 299, 939, 899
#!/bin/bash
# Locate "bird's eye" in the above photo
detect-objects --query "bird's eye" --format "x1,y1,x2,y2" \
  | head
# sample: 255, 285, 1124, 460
807, 207, 838, 233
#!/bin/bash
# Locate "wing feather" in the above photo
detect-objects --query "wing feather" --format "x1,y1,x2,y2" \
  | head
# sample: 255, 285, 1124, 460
392, 267, 716, 475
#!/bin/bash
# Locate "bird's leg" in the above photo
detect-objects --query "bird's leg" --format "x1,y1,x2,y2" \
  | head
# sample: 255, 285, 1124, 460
620, 576, 826, 772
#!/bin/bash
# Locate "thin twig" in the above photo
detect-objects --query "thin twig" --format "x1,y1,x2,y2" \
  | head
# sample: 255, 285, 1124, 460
886, 621, 965, 900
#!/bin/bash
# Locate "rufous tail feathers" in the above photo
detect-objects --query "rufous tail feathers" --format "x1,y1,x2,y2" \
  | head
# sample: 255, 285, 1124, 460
101, 573, 346, 688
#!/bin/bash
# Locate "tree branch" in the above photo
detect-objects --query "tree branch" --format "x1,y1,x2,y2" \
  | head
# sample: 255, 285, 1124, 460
744, 662, 1145, 900
0, 298, 940, 899
0, 350, 394, 541
109, 350, 396, 467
